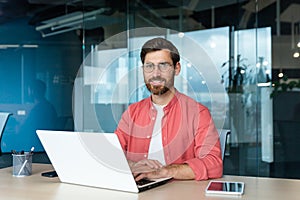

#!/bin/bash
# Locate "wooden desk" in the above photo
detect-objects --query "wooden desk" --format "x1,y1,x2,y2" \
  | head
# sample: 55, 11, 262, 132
1, 164, 300, 200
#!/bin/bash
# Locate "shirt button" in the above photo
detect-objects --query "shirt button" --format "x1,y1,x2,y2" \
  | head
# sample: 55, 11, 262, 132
144, 154, 147, 158
152, 117, 155, 120
146, 135, 151, 138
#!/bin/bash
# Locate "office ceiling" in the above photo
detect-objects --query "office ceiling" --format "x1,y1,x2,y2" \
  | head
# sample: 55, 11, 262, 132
0, 0, 299, 36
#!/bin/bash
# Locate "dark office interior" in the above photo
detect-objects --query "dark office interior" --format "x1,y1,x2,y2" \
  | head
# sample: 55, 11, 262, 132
0, 0, 300, 180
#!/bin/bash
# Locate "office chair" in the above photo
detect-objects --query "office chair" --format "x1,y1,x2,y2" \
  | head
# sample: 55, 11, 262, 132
218, 129, 231, 160
0, 112, 11, 156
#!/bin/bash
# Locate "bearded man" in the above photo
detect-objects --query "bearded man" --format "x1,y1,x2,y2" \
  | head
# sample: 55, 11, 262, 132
115, 37, 222, 181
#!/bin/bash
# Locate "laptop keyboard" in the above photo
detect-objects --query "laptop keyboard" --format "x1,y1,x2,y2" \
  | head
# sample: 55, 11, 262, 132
136, 178, 155, 186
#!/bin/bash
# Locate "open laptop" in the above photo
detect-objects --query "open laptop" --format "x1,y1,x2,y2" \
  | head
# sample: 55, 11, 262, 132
36, 130, 172, 193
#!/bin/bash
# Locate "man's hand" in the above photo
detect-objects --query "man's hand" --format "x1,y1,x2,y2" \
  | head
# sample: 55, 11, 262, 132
129, 159, 163, 174
134, 166, 170, 181
134, 164, 195, 181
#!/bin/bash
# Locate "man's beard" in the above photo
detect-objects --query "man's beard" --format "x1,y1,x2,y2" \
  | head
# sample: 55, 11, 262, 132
145, 77, 169, 95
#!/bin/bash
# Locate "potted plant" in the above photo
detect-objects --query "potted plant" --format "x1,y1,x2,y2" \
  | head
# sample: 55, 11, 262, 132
271, 76, 300, 98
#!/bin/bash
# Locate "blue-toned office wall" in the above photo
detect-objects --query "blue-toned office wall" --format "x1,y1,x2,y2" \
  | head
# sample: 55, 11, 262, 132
0, 18, 82, 152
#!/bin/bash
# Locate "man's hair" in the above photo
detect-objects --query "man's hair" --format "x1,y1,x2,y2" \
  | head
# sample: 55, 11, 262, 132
140, 37, 180, 65
29, 79, 46, 98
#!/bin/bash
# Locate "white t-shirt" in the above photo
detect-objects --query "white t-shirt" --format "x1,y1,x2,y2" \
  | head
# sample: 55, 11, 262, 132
147, 103, 166, 165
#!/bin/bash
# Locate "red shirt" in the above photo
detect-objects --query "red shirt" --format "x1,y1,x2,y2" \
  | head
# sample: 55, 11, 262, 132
115, 90, 223, 180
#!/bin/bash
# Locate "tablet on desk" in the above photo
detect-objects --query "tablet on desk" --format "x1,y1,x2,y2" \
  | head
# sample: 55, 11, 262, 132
205, 181, 245, 196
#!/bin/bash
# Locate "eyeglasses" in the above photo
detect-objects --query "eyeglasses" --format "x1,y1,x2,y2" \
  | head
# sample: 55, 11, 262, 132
142, 62, 173, 73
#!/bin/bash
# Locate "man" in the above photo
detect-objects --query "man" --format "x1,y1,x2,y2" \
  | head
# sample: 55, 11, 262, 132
115, 37, 222, 181
16, 79, 57, 151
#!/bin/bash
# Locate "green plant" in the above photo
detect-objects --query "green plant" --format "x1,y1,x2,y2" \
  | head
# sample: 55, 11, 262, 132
222, 54, 251, 93
271, 76, 300, 98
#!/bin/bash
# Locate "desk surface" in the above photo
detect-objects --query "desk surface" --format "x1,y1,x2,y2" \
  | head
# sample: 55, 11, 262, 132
1, 164, 300, 200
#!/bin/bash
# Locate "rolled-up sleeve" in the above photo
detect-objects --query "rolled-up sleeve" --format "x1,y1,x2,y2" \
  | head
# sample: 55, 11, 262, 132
184, 106, 223, 180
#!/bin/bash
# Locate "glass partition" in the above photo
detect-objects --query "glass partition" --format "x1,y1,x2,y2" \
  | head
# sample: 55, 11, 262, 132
74, 0, 274, 178
1, 0, 299, 179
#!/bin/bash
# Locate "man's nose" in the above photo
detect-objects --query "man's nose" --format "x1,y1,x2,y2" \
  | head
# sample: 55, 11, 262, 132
152, 65, 161, 76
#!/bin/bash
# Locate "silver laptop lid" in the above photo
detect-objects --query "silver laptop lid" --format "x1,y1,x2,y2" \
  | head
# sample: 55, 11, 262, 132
36, 130, 139, 193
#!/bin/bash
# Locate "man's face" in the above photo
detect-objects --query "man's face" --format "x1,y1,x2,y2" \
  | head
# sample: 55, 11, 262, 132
143, 49, 180, 95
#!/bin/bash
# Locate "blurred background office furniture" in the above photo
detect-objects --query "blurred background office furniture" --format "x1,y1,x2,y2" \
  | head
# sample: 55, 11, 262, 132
272, 91, 300, 179
218, 129, 231, 160
0, 112, 11, 156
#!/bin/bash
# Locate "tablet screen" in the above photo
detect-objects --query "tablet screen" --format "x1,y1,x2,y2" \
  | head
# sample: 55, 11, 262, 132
206, 181, 244, 195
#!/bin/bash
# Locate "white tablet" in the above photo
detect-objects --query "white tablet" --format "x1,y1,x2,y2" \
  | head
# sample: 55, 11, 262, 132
205, 181, 245, 196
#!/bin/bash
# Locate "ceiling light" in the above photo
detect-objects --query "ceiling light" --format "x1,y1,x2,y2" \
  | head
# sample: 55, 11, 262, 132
22, 44, 38, 48
178, 32, 184, 38
263, 60, 269, 66
51, 16, 96, 31
0, 44, 20, 49
210, 41, 216, 48
293, 51, 300, 58
257, 82, 271, 87
41, 25, 81, 38
35, 8, 110, 37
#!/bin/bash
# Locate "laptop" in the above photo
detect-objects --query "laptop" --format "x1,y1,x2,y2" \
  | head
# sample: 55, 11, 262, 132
36, 130, 172, 193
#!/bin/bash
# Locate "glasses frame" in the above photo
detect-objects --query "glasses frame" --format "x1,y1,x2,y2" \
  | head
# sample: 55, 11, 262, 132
142, 62, 174, 73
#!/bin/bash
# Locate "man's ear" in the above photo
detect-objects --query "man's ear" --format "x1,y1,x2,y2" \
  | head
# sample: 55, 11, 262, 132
175, 62, 181, 76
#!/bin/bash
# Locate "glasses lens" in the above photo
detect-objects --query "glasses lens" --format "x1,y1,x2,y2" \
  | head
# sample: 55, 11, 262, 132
158, 63, 171, 71
143, 63, 154, 72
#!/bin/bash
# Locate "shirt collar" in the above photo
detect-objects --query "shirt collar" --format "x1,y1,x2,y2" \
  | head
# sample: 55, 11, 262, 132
146, 89, 180, 111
